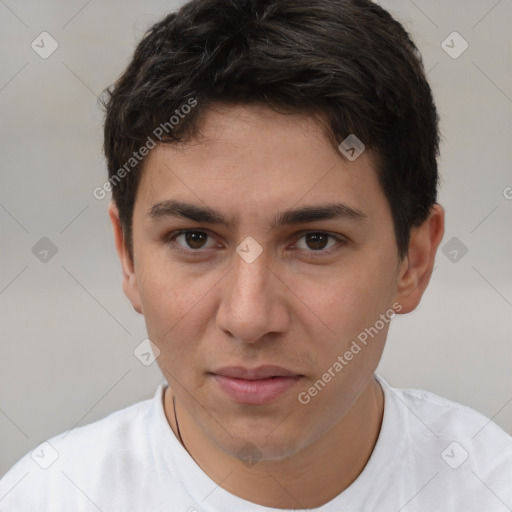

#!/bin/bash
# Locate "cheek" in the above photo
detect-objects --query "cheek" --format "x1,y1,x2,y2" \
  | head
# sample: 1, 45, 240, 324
134, 253, 194, 342
292, 261, 395, 338
134, 254, 223, 362
287, 252, 398, 378
136, 264, 209, 386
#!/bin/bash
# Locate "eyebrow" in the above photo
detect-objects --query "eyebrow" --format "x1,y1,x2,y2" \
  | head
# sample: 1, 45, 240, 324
149, 200, 367, 229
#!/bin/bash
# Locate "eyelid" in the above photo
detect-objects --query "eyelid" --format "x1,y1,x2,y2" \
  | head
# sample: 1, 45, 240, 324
290, 230, 347, 255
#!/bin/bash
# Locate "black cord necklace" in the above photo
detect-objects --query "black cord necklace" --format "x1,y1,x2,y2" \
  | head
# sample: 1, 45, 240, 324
172, 394, 185, 447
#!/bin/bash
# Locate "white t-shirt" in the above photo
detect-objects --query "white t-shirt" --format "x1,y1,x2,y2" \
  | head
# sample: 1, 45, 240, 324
1, 374, 511, 511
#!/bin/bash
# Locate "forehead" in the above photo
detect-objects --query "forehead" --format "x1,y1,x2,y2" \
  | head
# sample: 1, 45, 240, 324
134, 104, 389, 226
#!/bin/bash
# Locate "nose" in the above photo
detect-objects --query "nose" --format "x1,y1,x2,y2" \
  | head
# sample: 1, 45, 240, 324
216, 248, 289, 343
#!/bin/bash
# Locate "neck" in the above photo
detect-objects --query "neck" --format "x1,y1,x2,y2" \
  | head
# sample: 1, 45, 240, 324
165, 377, 384, 509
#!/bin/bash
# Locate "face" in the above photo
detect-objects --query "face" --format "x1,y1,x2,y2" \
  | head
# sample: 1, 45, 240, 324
117, 104, 417, 461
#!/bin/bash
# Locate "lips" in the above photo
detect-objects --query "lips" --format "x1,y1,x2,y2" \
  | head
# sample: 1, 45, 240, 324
210, 366, 303, 405
212, 365, 300, 380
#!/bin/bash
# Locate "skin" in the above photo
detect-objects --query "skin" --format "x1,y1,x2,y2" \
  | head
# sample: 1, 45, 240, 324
109, 104, 444, 509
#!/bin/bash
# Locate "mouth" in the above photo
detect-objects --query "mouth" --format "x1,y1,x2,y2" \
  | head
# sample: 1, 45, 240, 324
209, 366, 304, 405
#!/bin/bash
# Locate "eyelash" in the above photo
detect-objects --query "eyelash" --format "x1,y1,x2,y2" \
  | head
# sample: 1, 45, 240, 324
164, 229, 347, 257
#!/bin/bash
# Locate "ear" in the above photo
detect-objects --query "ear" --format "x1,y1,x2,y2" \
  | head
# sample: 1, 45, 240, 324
394, 204, 445, 314
108, 201, 143, 314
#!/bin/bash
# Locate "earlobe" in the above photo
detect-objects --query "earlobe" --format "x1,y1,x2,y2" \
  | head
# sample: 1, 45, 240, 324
108, 202, 143, 315
394, 204, 445, 314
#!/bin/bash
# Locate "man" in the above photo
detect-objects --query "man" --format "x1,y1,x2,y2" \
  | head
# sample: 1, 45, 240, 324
1, 0, 511, 510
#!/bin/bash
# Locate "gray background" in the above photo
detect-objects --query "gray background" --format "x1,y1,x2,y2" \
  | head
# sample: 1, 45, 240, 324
1, 0, 511, 478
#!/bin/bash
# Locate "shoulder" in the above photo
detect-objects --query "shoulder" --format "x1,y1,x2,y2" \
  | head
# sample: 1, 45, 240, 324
379, 375, 512, 480
0, 384, 165, 510
391, 381, 510, 441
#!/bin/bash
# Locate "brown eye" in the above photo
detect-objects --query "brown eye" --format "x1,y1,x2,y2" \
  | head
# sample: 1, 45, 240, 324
168, 230, 217, 252
184, 231, 208, 249
294, 231, 345, 254
304, 232, 329, 250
